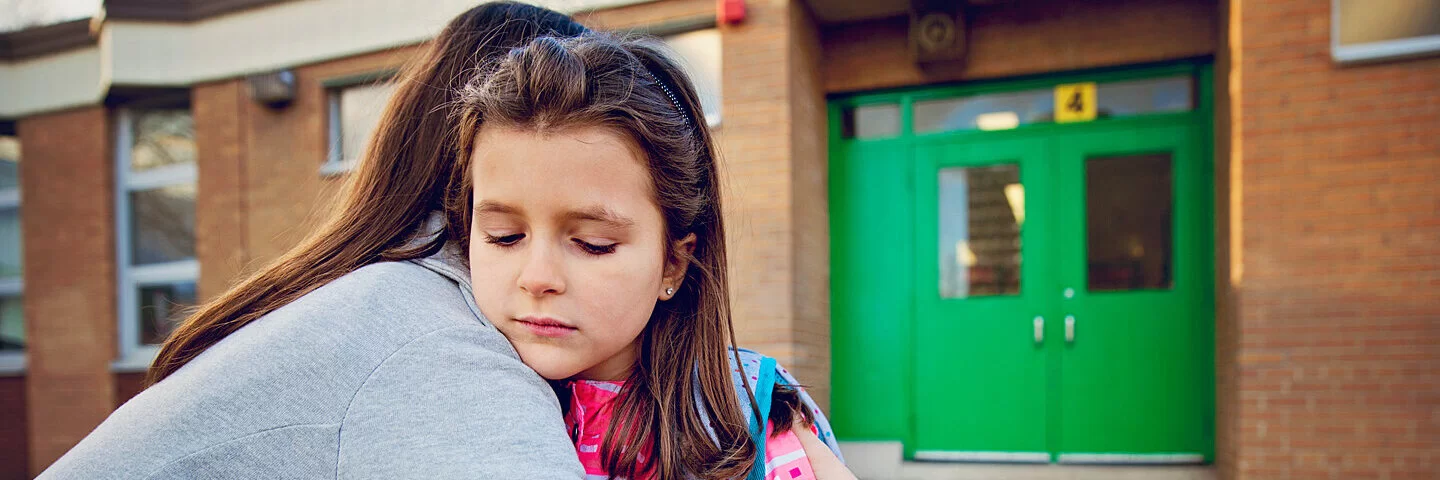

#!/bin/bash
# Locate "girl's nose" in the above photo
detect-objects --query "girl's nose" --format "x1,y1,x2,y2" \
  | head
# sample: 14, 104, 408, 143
517, 243, 566, 297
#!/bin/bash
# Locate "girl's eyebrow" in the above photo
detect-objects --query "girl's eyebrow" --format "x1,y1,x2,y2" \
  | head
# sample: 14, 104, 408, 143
563, 206, 635, 228
473, 200, 521, 216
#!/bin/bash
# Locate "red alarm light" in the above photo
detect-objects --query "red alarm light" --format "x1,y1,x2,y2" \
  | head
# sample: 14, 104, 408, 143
719, 0, 745, 24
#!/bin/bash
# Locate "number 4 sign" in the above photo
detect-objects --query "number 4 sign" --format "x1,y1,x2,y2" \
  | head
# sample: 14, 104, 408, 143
1054, 82, 1097, 123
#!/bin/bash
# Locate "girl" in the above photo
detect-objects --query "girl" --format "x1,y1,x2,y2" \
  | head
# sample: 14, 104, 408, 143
455, 34, 857, 479
42, 4, 594, 478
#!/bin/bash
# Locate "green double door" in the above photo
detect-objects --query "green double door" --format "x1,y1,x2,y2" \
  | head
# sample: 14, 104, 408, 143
912, 120, 1212, 462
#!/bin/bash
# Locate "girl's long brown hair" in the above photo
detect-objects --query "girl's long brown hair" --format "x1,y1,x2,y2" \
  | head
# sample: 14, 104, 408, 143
147, 2, 588, 385
454, 34, 756, 479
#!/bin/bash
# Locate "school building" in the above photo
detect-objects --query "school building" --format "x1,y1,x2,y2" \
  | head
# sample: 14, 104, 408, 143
0, 0, 1435, 478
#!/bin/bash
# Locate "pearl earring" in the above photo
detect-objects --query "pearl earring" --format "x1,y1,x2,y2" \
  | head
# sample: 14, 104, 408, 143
666, 287, 675, 295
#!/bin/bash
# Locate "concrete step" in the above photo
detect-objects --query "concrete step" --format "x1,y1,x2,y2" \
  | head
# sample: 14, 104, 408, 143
840, 442, 1217, 480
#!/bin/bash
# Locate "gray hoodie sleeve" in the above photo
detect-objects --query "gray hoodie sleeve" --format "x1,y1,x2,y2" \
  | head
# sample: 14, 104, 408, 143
337, 323, 583, 478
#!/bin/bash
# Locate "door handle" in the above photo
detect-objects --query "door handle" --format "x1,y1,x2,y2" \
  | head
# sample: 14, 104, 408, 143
1065, 315, 1076, 343
1034, 316, 1044, 344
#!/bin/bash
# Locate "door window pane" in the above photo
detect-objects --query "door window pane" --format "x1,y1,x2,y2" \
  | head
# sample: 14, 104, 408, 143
915, 89, 1054, 134
130, 184, 196, 265
0, 295, 20, 351
1087, 154, 1173, 292
130, 110, 196, 172
139, 282, 196, 345
940, 164, 1023, 298
841, 103, 901, 139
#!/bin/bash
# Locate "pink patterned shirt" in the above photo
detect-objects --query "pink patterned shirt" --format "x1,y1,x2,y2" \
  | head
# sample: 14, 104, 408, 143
566, 380, 817, 480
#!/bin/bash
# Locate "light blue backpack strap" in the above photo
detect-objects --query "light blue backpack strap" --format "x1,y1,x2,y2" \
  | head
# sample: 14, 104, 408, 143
745, 355, 778, 480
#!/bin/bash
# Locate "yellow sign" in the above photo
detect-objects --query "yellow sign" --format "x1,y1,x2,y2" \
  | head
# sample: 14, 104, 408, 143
1055, 82, 1097, 123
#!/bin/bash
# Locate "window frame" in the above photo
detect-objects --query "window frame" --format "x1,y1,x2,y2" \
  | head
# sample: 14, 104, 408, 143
0, 158, 22, 373
1331, 0, 1440, 64
321, 70, 399, 176
113, 107, 200, 372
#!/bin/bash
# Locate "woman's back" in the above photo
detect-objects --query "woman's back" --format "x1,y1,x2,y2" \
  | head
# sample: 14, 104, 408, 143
40, 248, 584, 479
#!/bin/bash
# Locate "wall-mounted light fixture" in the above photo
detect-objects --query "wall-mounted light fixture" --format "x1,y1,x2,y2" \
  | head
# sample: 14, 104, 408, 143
246, 70, 296, 108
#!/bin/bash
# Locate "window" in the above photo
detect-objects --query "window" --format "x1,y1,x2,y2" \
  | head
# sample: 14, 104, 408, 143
116, 107, 199, 369
841, 103, 902, 139
0, 135, 21, 373
913, 76, 1194, 135
938, 164, 1023, 298
662, 28, 722, 127
1333, 0, 1440, 63
324, 78, 398, 175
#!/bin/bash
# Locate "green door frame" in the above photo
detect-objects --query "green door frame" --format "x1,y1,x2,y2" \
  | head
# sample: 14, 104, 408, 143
828, 61, 1216, 462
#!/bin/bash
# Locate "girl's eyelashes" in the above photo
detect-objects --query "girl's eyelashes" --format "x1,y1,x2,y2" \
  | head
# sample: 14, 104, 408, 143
482, 232, 617, 255
574, 239, 619, 255
484, 233, 525, 247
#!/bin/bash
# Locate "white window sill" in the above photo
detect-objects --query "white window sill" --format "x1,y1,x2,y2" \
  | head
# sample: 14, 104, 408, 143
0, 354, 25, 376
111, 347, 160, 374
319, 159, 358, 177
1333, 35, 1440, 64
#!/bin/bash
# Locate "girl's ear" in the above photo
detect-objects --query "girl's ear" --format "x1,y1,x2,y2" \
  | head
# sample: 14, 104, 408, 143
660, 233, 697, 301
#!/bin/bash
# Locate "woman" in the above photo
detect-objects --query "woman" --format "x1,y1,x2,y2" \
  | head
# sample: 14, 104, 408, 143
41, 3, 590, 478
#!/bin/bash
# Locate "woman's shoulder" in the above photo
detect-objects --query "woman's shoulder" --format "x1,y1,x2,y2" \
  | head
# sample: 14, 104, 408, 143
166, 259, 492, 391
275, 259, 482, 334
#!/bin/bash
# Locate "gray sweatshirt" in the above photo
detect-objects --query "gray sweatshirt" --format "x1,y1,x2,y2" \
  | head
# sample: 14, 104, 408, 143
39, 243, 585, 479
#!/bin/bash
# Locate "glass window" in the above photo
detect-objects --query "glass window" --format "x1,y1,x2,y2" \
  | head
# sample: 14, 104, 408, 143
1095, 76, 1193, 118
663, 29, 722, 126
1086, 153, 1174, 292
329, 81, 397, 167
0, 208, 20, 278
939, 164, 1023, 298
130, 110, 196, 172
841, 103, 901, 139
138, 282, 196, 346
1333, 0, 1440, 62
0, 136, 17, 190
915, 89, 1054, 134
129, 184, 196, 265
119, 109, 198, 361
0, 296, 22, 351
913, 76, 1195, 135
0, 135, 20, 356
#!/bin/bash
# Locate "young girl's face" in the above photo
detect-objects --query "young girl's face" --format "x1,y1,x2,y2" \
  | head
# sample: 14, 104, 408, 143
468, 125, 687, 381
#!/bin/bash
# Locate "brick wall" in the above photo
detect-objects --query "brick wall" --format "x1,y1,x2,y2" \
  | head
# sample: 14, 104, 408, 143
821, 0, 1218, 94
193, 81, 250, 299
243, 48, 410, 265
715, 0, 833, 406
1228, 0, 1440, 478
17, 107, 117, 473
192, 47, 415, 274
113, 373, 145, 407
0, 376, 26, 480
1216, 0, 1240, 478
786, 0, 831, 409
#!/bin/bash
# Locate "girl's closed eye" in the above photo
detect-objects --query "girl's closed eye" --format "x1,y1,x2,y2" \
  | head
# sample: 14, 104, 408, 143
484, 233, 525, 246
573, 238, 618, 255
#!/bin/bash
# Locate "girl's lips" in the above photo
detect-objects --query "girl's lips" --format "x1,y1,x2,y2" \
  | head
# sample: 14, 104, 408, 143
515, 316, 578, 338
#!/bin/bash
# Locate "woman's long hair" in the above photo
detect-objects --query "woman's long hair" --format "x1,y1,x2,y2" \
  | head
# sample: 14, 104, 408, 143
454, 34, 756, 479
147, 2, 588, 384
